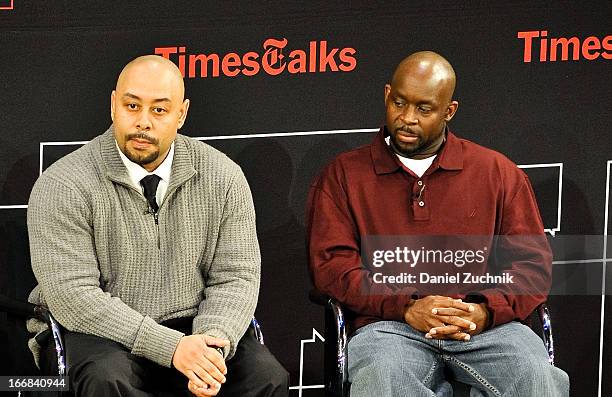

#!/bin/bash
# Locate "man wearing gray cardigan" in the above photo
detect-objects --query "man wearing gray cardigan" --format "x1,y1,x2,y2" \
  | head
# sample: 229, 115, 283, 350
26, 55, 288, 396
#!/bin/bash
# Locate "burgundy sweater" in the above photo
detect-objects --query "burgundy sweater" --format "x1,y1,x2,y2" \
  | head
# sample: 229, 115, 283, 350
306, 128, 551, 333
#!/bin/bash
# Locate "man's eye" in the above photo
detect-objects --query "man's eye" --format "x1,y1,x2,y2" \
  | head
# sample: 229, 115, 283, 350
127, 103, 138, 110
394, 100, 405, 107
418, 106, 431, 113
153, 107, 167, 114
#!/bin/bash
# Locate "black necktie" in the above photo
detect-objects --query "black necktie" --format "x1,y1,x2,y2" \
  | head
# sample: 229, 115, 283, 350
140, 175, 161, 213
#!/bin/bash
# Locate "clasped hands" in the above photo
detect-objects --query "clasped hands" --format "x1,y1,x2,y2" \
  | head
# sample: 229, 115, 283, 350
172, 334, 230, 396
404, 295, 489, 341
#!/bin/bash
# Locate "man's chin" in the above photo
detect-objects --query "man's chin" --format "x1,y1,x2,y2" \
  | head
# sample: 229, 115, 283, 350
391, 140, 420, 157
125, 148, 159, 166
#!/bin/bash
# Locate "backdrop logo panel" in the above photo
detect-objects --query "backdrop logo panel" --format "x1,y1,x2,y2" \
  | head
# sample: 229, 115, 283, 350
517, 30, 612, 62
155, 38, 357, 78
0, 0, 13, 10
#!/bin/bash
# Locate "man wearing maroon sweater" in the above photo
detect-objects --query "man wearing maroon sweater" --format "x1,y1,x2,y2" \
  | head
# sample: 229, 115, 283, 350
306, 51, 569, 396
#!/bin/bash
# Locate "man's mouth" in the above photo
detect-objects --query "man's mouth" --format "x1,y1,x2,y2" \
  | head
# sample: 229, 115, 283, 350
396, 129, 418, 143
131, 138, 153, 144
130, 139, 153, 150
127, 132, 158, 148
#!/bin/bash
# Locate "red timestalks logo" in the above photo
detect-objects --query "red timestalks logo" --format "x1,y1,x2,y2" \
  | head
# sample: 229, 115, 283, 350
0, 0, 14, 10
155, 38, 357, 78
517, 30, 612, 62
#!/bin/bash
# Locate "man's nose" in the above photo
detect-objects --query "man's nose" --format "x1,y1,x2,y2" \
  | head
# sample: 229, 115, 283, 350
399, 106, 418, 125
136, 111, 152, 131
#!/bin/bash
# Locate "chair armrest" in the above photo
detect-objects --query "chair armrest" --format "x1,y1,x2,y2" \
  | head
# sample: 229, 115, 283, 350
0, 294, 67, 375
250, 317, 265, 345
309, 290, 349, 397
536, 303, 555, 365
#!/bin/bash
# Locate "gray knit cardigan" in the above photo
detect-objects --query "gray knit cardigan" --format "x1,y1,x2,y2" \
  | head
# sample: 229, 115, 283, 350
27, 126, 260, 367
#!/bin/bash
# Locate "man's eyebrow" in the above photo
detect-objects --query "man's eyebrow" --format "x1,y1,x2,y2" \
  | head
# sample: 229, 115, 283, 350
392, 92, 435, 105
121, 93, 172, 103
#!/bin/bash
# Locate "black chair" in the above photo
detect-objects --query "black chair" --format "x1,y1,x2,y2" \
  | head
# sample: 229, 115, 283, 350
309, 290, 555, 397
0, 294, 67, 396
0, 294, 265, 396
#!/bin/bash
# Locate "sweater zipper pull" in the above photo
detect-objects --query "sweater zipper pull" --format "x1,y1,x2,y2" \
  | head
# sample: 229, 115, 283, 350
154, 211, 160, 249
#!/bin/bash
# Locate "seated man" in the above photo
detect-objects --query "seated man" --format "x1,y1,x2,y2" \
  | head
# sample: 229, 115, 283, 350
27, 55, 288, 396
307, 51, 569, 396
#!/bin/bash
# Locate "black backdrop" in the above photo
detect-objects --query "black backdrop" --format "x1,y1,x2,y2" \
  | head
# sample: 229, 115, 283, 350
0, 2, 610, 396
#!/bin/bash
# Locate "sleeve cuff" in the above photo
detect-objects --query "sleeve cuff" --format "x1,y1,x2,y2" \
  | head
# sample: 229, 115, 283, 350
476, 289, 513, 327
132, 316, 184, 367
383, 288, 416, 322
202, 328, 232, 359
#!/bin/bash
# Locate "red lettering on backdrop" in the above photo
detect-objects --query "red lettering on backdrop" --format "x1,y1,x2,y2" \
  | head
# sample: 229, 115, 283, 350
241, 52, 260, 76
222, 53, 241, 77
549, 37, 580, 61
189, 54, 220, 78
178, 47, 186, 76
518, 30, 611, 62
602, 36, 612, 60
319, 41, 339, 72
288, 50, 307, 73
339, 48, 357, 72
154, 38, 358, 78
581, 36, 601, 60
308, 41, 317, 73
155, 47, 177, 58
262, 38, 288, 76
539, 31, 548, 62
517, 31, 539, 62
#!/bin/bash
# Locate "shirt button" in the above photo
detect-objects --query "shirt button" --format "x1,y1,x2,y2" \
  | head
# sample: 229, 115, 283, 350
418, 201, 425, 207
417, 180, 423, 186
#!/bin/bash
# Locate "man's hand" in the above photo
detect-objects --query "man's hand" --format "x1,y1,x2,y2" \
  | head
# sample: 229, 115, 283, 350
172, 334, 230, 394
427, 302, 490, 340
188, 379, 221, 397
404, 296, 482, 341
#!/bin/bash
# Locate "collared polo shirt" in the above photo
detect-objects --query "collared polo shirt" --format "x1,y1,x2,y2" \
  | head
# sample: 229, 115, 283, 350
307, 128, 552, 332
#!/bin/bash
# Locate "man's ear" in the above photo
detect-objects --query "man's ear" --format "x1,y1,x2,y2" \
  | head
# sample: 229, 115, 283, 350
177, 99, 190, 129
384, 84, 391, 104
110, 90, 116, 122
445, 100, 459, 122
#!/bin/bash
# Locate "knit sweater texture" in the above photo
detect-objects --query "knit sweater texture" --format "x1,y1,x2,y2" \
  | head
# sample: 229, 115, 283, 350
27, 126, 260, 368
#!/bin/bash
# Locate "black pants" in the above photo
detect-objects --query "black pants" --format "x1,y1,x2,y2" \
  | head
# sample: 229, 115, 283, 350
40, 318, 289, 397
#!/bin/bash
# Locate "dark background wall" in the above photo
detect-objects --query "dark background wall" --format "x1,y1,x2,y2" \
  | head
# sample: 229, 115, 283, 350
0, 2, 610, 396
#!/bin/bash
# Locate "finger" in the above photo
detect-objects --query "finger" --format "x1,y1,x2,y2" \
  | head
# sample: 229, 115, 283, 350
435, 315, 476, 331
432, 307, 472, 316
185, 369, 207, 390
445, 300, 475, 313
203, 335, 231, 347
448, 332, 471, 341
188, 381, 206, 396
426, 330, 471, 341
202, 349, 228, 379
428, 324, 462, 336
193, 363, 225, 388
196, 354, 227, 384
193, 366, 221, 388
189, 380, 219, 397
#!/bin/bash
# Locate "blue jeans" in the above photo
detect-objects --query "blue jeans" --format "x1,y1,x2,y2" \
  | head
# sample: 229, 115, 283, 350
347, 321, 569, 397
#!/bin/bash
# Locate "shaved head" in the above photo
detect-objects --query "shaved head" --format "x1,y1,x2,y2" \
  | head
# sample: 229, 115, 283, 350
384, 51, 459, 159
391, 51, 456, 105
111, 55, 190, 171
116, 55, 186, 102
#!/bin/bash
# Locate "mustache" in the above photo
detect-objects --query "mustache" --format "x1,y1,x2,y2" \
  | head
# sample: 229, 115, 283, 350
127, 132, 159, 145
396, 127, 418, 135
